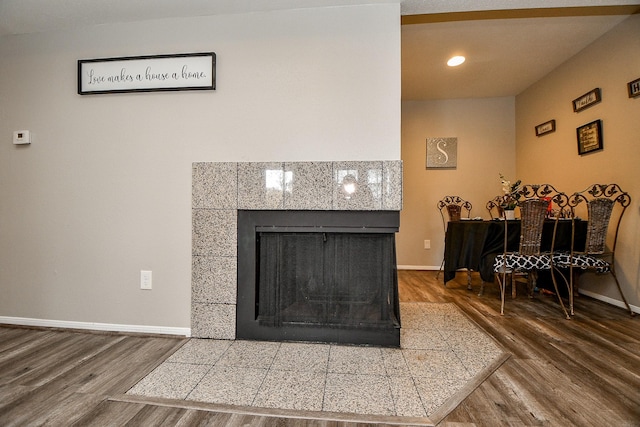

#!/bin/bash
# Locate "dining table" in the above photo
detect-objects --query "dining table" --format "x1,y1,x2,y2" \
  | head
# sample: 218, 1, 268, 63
443, 218, 586, 286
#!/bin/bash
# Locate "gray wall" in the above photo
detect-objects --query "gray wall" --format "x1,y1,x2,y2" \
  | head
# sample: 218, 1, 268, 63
0, 5, 401, 332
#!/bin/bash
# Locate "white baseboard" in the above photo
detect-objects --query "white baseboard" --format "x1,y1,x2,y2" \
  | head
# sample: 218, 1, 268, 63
0, 316, 191, 337
397, 265, 440, 271
578, 290, 640, 314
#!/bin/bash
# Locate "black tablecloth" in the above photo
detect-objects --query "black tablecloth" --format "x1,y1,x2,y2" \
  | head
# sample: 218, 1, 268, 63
443, 219, 585, 283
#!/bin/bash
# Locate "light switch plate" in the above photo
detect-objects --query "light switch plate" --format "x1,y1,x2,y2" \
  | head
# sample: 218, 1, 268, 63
140, 270, 152, 290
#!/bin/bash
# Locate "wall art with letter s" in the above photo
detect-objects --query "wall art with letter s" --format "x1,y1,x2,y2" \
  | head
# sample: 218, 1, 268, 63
426, 137, 457, 169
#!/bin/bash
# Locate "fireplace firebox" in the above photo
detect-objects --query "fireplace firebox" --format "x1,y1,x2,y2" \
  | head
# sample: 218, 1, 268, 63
237, 210, 401, 347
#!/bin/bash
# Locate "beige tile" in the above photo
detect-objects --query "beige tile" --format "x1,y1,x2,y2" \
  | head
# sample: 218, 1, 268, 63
237, 162, 285, 209
323, 373, 394, 416
332, 161, 383, 210
253, 370, 325, 411
328, 345, 386, 375
127, 362, 209, 400
270, 342, 330, 372
165, 339, 232, 364
215, 340, 280, 369
284, 162, 333, 210
187, 366, 267, 406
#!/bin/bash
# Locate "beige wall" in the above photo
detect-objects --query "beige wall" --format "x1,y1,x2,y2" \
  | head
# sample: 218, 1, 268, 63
399, 14, 639, 311
516, 14, 640, 308
0, 4, 401, 331
398, 97, 515, 268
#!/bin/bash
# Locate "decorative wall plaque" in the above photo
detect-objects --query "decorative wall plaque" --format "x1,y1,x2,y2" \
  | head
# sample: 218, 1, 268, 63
572, 88, 601, 112
577, 119, 603, 155
426, 137, 457, 169
78, 52, 216, 95
535, 119, 556, 137
628, 77, 640, 98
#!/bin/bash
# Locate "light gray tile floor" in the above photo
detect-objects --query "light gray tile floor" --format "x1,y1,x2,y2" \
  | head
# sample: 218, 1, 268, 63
127, 302, 505, 419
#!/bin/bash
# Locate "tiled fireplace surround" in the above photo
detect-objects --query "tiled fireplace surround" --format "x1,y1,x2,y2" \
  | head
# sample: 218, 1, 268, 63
191, 161, 403, 339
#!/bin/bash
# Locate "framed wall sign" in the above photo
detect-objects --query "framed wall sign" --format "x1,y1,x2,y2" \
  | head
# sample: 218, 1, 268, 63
78, 52, 216, 95
426, 137, 457, 169
535, 119, 556, 137
572, 88, 601, 112
577, 119, 603, 155
628, 77, 640, 98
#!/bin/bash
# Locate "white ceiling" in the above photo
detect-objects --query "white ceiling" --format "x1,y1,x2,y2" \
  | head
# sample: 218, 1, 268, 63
1, 0, 638, 99
401, 13, 633, 99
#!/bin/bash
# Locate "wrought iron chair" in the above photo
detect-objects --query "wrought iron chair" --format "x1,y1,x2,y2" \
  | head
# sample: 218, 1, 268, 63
493, 184, 567, 296
436, 196, 473, 289
552, 184, 634, 317
486, 196, 505, 219
488, 197, 571, 318
520, 183, 572, 219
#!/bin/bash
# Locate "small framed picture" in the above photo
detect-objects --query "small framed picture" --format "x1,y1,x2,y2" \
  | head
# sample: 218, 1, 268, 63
572, 88, 601, 112
628, 77, 640, 98
577, 119, 603, 155
535, 119, 556, 137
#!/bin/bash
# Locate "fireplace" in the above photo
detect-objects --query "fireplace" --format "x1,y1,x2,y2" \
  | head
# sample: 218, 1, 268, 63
191, 160, 403, 344
237, 210, 401, 347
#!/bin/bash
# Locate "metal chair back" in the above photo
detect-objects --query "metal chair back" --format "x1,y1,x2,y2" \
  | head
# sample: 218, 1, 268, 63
562, 183, 633, 316
486, 196, 505, 219
437, 196, 472, 230
568, 184, 630, 256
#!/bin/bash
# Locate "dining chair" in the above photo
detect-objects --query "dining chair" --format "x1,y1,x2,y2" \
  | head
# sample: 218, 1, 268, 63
552, 184, 634, 317
519, 183, 572, 219
488, 198, 570, 318
436, 196, 473, 288
512, 183, 571, 295
494, 183, 565, 295
486, 196, 505, 219
491, 198, 547, 315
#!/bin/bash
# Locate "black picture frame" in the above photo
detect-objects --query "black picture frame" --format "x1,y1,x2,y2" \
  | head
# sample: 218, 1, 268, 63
78, 52, 216, 95
572, 88, 601, 112
535, 119, 556, 137
577, 119, 603, 155
628, 77, 640, 98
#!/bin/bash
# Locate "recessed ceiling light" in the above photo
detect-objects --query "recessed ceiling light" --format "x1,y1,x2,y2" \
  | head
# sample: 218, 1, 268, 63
447, 56, 466, 67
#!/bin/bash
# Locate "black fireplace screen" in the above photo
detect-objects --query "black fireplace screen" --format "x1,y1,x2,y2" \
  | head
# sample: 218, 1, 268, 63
257, 232, 395, 328
237, 210, 401, 347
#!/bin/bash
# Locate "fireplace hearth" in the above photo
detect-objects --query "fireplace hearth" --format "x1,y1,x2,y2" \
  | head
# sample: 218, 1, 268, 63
237, 210, 401, 347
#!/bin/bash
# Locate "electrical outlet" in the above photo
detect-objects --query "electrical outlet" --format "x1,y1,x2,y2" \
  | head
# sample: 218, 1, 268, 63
140, 270, 152, 290
424, 240, 431, 249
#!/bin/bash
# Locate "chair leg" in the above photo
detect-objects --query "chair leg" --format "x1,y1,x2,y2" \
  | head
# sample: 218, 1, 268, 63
500, 272, 506, 315
495, 272, 507, 315
550, 267, 571, 320
467, 270, 472, 290
526, 274, 535, 298
569, 267, 574, 316
529, 271, 538, 297
436, 258, 444, 282
610, 270, 636, 317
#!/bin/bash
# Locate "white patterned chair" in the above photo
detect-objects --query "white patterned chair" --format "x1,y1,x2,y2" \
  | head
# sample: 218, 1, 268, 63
552, 184, 634, 317
488, 194, 572, 318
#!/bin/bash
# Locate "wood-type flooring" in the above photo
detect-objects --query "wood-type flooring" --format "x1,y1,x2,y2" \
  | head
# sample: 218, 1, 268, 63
1, 270, 639, 426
